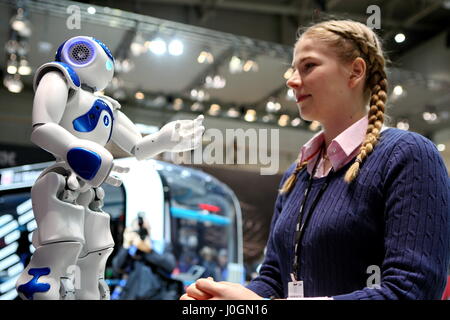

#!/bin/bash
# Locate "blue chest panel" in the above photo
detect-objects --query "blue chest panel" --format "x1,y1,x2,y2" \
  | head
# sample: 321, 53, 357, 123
17, 267, 51, 300
72, 99, 114, 142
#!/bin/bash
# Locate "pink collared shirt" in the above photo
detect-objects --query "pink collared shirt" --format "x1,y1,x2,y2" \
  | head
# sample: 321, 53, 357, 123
299, 116, 375, 178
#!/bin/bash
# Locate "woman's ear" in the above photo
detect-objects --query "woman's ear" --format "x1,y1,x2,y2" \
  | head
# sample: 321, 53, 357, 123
348, 57, 366, 89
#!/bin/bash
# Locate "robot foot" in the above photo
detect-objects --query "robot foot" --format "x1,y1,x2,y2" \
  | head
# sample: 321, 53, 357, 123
75, 247, 113, 300
16, 241, 82, 300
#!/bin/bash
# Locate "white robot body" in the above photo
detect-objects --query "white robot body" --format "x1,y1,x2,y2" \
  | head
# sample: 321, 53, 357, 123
34, 62, 115, 147
59, 89, 115, 147
16, 36, 205, 300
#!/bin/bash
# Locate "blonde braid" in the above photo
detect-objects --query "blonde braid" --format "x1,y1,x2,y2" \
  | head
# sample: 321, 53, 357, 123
279, 160, 308, 194
321, 25, 388, 182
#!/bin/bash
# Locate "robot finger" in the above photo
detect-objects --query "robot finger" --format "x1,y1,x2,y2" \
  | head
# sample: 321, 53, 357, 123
195, 114, 204, 123
194, 126, 205, 137
181, 126, 205, 139
111, 164, 130, 174
67, 171, 80, 190
105, 175, 123, 187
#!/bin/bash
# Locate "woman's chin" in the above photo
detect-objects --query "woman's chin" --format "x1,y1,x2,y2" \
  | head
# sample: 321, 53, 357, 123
298, 106, 313, 122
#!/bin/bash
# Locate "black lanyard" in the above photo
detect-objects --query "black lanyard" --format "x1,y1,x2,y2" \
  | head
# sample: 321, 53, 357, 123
292, 145, 334, 281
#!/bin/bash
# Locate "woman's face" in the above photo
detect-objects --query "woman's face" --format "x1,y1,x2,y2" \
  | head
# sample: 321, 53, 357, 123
287, 36, 355, 123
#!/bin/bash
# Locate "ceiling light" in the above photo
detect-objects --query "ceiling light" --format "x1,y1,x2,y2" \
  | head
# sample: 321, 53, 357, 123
18, 59, 31, 76
437, 144, 446, 152
168, 39, 184, 56
208, 104, 221, 116
205, 75, 226, 89
244, 109, 257, 122
229, 56, 243, 74
172, 98, 184, 111
191, 102, 204, 112
4, 74, 23, 93
243, 59, 259, 72
283, 68, 293, 80
5, 40, 19, 54
266, 100, 281, 113
396, 120, 409, 130
262, 114, 275, 123
115, 58, 134, 73
309, 121, 321, 131
286, 88, 296, 101
149, 38, 167, 55
130, 42, 144, 57
393, 85, 403, 96
197, 50, 214, 64
394, 33, 406, 43
10, 9, 32, 38
291, 117, 302, 127
6, 59, 18, 75
190, 89, 209, 101
278, 114, 290, 127
423, 112, 438, 123
135, 91, 145, 100
226, 107, 240, 118
87, 7, 96, 14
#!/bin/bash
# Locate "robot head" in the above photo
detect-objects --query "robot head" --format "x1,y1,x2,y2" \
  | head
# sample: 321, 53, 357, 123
55, 36, 114, 91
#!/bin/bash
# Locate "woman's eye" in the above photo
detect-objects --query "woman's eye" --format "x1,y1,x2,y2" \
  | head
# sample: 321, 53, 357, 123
304, 63, 315, 70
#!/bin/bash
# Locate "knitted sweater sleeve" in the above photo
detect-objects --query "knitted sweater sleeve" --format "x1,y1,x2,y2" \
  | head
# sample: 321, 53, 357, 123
333, 133, 450, 300
245, 164, 296, 298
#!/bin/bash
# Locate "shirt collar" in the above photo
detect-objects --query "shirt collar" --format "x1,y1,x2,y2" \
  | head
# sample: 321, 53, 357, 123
299, 115, 369, 172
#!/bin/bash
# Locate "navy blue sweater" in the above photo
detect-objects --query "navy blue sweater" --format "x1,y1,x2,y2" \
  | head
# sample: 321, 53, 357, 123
246, 128, 450, 299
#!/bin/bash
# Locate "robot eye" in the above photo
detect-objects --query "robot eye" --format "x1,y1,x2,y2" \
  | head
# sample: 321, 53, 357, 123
68, 41, 95, 65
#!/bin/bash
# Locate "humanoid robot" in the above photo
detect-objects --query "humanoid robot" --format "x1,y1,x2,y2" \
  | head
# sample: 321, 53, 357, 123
15, 36, 204, 300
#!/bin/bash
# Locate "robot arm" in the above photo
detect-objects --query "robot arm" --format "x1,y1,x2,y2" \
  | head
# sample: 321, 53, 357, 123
111, 110, 204, 161
31, 71, 114, 188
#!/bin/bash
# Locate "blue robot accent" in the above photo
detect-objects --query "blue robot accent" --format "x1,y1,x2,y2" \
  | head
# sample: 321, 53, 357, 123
67, 147, 102, 180
72, 99, 114, 140
17, 267, 51, 300
55, 41, 67, 62
92, 38, 114, 62
54, 62, 81, 87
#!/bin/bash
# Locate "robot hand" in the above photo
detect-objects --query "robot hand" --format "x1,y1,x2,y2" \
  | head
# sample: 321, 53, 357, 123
157, 115, 205, 153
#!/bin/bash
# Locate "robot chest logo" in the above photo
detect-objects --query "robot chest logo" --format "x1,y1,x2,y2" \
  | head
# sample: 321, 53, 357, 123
17, 267, 51, 300
72, 99, 114, 136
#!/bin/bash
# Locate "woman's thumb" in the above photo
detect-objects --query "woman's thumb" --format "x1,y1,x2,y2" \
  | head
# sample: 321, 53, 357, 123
195, 278, 219, 296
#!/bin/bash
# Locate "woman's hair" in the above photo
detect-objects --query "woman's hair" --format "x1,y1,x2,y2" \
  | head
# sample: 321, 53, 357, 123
280, 19, 389, 194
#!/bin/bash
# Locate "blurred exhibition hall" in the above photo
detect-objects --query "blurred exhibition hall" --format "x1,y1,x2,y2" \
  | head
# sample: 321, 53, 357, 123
0, 0, 449, 300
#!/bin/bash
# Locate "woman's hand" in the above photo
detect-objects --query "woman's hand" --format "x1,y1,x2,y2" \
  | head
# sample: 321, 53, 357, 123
180, 278, 264, 300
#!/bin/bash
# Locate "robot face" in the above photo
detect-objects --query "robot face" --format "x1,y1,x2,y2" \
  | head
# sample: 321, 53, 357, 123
56, 36, 114, 92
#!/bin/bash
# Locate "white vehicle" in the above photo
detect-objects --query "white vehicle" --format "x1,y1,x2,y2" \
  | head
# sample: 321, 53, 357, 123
0, 158, 244, 300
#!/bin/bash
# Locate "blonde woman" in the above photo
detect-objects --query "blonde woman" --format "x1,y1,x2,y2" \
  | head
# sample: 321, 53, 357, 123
181, 19, 450, 300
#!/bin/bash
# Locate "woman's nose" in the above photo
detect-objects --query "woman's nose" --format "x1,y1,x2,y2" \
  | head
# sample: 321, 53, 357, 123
286, 70, 301, 89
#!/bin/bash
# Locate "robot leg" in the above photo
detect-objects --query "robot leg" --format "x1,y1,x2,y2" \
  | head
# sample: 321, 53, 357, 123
75, 187, 115, 300
16, 171, 85, 300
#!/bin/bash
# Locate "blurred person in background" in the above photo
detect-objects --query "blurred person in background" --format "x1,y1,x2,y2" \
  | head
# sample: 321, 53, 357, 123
112, 213, 182, 299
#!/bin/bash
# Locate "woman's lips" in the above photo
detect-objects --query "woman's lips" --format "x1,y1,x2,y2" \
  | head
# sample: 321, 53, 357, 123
296, 94, 311, 103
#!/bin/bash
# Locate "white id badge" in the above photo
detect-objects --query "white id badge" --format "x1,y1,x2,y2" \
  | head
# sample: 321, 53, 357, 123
288, 275, 304, 299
